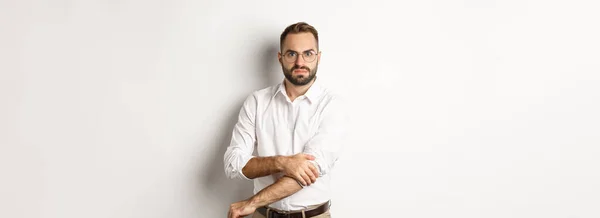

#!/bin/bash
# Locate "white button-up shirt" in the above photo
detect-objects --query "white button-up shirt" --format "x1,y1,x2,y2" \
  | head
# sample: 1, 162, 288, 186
223, 78, 346, 211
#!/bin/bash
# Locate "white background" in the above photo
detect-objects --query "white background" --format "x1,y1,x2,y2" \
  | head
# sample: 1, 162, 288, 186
1, 0, 599, 217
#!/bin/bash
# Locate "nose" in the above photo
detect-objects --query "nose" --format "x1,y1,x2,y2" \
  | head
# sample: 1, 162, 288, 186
294, 54, 305, 65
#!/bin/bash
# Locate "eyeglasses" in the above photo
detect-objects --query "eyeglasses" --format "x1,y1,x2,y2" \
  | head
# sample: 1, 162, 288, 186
281, 50, 318, 63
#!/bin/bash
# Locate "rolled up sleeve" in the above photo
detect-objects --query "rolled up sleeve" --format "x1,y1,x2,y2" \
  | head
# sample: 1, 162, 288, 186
223, 94, 258, 180
303, 97, 347, 177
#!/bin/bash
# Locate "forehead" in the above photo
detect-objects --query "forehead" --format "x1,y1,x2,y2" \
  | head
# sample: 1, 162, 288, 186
282, 32, 317, 51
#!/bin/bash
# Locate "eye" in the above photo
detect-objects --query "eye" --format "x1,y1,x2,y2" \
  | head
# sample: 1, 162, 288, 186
303, 51, 314, 57
286, 52, 297, 57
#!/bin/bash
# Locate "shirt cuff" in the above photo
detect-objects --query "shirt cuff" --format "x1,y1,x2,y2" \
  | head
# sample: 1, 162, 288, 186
237, 155, 255, 180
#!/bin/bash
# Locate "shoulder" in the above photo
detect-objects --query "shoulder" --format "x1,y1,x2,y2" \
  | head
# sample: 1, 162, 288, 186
254, 84, 279, 98
316, 84, 347, 109
248, 83, 279, 101
242, 83, 280, 106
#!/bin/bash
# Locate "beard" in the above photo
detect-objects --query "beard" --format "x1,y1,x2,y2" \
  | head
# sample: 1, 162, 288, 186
282, 63, 318, 86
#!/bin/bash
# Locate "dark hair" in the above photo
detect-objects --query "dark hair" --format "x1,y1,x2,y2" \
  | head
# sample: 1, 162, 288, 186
280, 22, 319, 51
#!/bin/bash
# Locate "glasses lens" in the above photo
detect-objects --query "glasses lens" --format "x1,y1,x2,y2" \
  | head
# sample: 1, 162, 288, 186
304, 52, 316, 62
284, 53, 296, 63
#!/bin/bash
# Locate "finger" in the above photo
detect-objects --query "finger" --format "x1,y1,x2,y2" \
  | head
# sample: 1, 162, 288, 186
296, 173, 307, 186
306, 166, 317, 183
303, 154, 316, 160
308, 163, 319, 179
301, 172, 311, 185
306, 170, 316, 183
306, 167, 316, 183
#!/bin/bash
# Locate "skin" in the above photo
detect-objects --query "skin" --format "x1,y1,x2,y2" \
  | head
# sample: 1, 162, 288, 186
278, 32, 322, 102
228, 32, 323, 218
241, 154, 319, 186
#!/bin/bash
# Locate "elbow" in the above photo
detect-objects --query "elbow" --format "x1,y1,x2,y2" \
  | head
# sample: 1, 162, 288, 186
304, 146, 342, 177
313, 156, 340, 177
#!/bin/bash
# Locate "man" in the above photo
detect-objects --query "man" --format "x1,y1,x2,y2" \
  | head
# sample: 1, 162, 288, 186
224, 22, 346, 218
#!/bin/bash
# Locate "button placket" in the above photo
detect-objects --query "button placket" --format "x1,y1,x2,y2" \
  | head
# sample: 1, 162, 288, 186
288, 102, 294, 132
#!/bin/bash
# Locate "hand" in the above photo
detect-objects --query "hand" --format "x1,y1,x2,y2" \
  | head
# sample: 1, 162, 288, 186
228, 200, 256, 218
280, 153, 319, 186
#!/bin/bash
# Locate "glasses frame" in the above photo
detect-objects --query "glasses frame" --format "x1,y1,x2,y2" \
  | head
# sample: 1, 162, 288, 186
281, 50, 320, 63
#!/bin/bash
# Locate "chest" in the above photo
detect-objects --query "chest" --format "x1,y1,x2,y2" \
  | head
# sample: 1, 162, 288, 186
255, 99, 323, 156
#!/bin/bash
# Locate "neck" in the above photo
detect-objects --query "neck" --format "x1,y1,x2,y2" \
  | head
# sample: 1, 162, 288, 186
284, 77, 316, 102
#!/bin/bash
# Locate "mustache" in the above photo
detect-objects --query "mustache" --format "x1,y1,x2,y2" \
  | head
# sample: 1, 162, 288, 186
291, 65, 311, 71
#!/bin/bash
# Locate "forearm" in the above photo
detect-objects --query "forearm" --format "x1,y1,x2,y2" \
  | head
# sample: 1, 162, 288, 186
242, 156, 285, 179
228, 155, 318, 217
248, 176, 303, 207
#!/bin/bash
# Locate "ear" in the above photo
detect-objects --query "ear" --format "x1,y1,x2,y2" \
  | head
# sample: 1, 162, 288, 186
317, 51, 322, 62
278, 52, 282, 64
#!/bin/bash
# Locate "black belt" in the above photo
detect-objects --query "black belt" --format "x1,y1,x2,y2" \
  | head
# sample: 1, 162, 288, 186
257, 201, 330, 218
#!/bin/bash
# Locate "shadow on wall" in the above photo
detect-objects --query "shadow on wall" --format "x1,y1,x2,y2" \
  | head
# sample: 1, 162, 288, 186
198, 41, 281, 214
259, 42, 282, 87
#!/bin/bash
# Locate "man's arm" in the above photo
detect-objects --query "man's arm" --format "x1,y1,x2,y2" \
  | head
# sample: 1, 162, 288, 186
224, 94, 319, 184
228, 176, 303, 218
224, 94, 258, 180
303, 97, 347, 177
250, 176, 303, 206
242, 154, 319, 186
241, 156, 284, 179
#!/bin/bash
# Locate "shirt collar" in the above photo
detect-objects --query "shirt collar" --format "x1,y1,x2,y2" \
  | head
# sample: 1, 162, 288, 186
274, 77, 323, 103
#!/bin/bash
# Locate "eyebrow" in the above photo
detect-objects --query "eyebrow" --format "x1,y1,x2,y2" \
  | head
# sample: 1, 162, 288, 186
283, 49, 316, 54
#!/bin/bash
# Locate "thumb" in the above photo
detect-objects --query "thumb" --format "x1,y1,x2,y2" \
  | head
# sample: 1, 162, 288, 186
303, 154, 316, 160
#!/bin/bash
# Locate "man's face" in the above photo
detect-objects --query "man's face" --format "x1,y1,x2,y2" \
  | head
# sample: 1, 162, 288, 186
278, 32, 321, 86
